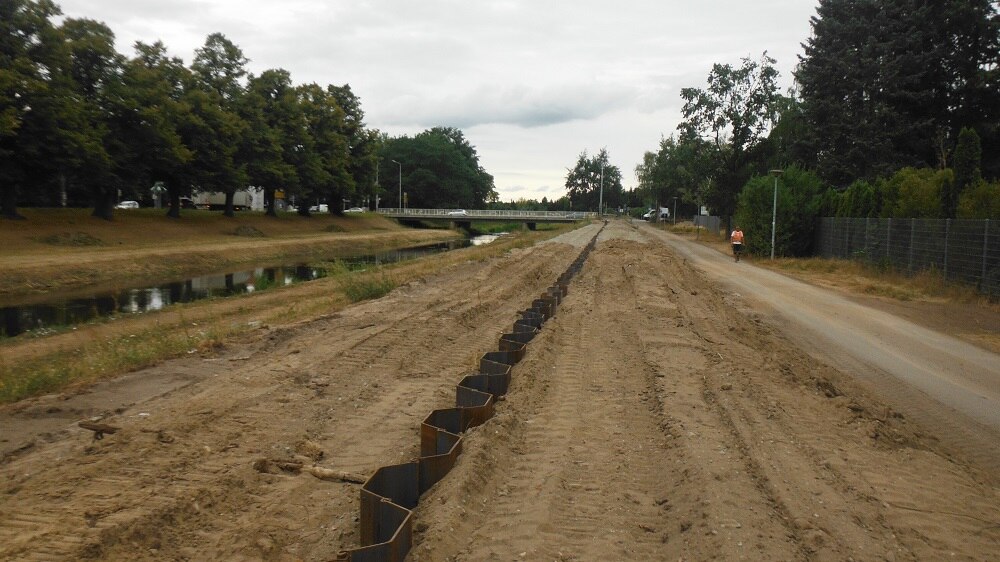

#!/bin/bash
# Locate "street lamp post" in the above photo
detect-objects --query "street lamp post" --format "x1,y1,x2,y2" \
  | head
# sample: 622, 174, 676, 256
769, 169, 783, 260
599, 164, 604, 216
391, 160, 402, 210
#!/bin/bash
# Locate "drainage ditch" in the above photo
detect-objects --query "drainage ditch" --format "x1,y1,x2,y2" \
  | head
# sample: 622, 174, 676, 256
334, 225, 604, 561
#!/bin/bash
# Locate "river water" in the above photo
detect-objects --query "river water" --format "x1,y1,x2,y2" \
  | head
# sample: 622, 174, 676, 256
1, 234, 504, 338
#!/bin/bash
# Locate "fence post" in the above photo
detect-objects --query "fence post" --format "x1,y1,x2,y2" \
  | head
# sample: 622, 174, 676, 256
984, 219, 990, 288
844, 219, 850, 258
908, 218, 916, 273
865, 217, 871, 263
886, 218, 891, 262
944, 218, 950, 280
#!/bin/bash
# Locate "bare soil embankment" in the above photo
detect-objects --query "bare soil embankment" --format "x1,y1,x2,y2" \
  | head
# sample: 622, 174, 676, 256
0, 220, 997, 561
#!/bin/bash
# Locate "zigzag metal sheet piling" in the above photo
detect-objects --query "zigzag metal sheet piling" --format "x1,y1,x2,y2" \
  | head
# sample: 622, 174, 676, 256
336, 225, 604, 562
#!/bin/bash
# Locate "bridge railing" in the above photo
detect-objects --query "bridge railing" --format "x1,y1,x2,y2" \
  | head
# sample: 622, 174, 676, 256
376, 208, 596, 220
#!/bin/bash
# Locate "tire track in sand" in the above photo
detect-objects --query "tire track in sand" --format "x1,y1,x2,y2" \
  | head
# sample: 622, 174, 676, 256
415, 227, 681, 561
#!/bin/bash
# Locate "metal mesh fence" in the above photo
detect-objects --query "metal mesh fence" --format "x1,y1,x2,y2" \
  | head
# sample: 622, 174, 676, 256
816, 218, 998, 295
693, 215, 722, 234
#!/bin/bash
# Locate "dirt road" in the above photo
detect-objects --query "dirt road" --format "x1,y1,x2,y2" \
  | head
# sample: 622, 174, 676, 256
649, 224, 1000, 472
1, 220, 998, 561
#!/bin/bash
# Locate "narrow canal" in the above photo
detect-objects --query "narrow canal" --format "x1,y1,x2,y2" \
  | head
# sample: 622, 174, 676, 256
1, 234, 504, 338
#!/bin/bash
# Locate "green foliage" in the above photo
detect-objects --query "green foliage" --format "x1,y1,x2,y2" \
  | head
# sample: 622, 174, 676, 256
564, 148, 622, 212
883, 167, 950, 218
325, 84, 372, 213
761, 93, 815, 172
1, 0, 85, 218
189, 33, 250, 217
293, 83, 349, 215
948, 127, 983, 218
678, 52, 781, 220
380, 127, 496, 209
58, 17, 124, 219
733, 166, 824, 257
816, 187, 842, 218
0, 3, 378, 220
796, 0, 1000, 186
957, 179, 1000, 219
635, 135, 713, 215
337, 271, 397, 302
837, 180, 878, 218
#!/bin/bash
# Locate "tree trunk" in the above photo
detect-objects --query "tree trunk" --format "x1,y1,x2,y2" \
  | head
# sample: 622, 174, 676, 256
264, 187, 277, 217
165, 188, 181, 219
91, 187, 115, 221
223, 190, 235, 218
297, 197, 312, 217
1, 183, 25, 220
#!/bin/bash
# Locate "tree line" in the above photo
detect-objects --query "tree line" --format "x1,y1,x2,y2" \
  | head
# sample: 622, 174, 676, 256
635, 0, 1000, 256
1, 0, 496, 220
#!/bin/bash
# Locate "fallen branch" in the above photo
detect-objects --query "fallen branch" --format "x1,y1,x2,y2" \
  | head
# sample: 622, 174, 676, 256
251, 458, 367, 483
306, 466, 368, 484
78, 421, 120, 440
252, 458, 303, 474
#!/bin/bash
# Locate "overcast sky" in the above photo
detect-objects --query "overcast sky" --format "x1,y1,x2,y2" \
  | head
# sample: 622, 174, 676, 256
55, 0, 820, 202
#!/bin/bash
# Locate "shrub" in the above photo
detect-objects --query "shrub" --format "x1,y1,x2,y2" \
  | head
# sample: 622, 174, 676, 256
734, 166, 824, 257
957, 179, 1000, 219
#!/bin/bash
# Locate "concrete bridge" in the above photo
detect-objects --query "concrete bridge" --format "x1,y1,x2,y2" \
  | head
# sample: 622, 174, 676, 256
376, 208, 596, 230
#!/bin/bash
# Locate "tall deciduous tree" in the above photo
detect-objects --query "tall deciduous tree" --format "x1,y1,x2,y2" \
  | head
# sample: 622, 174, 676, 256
243, 70, 298, 216
564, 148, 621, 213
297, 84, 350, 214
115, 41, 194, 218
678, 52, 780, 224
1, 0, 80, 218
380, 128, 495, 209
330, 84, 379, 211
636, 135, 714, 215
190, 33, 249, 217
61, 17, 124, 219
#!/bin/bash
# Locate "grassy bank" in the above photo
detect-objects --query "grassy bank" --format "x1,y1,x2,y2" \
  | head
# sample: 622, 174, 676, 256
0, 221, 582, 403
0, 209, 459, 298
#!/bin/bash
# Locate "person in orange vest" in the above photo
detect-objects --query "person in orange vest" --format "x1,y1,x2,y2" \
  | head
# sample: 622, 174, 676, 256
730, 226, 745, 262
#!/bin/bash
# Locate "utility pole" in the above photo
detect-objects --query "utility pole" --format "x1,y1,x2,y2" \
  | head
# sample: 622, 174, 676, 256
392, 160, 402, 210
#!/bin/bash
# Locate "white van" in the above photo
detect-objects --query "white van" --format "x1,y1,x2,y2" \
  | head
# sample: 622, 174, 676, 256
643, 207, 670, 221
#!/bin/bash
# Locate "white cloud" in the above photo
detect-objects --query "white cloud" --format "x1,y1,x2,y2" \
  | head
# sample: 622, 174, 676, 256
378, 83, 635, 129
55, 0, 820, 201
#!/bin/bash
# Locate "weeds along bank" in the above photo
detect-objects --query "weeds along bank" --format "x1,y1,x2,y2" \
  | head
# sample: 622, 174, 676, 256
0, 222, 580, 404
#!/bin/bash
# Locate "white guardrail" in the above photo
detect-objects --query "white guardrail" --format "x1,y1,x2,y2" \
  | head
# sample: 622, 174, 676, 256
375, 208, 596, 220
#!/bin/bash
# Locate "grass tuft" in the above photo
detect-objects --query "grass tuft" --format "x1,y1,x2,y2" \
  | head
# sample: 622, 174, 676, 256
0, 324, 231, 403
339, 272, 397, 302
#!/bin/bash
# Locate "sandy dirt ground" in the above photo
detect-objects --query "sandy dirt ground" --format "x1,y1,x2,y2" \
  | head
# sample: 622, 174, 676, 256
1, 220, 999, 561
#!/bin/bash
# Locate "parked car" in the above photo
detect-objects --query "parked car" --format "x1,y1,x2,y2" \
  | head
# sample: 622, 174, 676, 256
446, 209, 468, 216
345, 207, 365, 213
309, 203, 329, 212
115, 200, 139, 209
180, 197, 197, 209
642, 208, 670, 221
